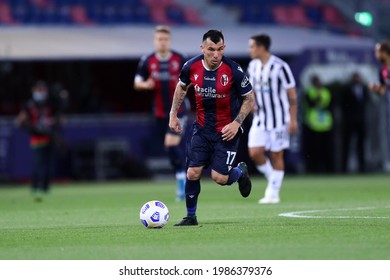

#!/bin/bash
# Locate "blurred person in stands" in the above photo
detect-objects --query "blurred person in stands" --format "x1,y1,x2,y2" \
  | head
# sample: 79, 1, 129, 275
341, 72, 369, 173
246, 34, 298, 204
134, 25, 188, 202
302, 75, 334, 173
15, 81, 62, 202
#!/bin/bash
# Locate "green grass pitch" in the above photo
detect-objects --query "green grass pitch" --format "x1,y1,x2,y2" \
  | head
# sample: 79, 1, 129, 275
1, 174, 389, 260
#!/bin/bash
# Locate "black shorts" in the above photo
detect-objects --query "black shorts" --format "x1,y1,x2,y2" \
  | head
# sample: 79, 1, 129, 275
186, 122, 242, 175
156, 116, 187, 143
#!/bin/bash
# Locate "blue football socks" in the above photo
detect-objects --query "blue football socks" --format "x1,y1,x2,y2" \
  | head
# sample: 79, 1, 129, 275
226, 167, 243, 185
185, 179, 200, 217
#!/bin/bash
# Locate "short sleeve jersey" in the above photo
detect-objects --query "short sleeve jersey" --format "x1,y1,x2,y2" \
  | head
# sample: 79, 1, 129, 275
24, 99, 58, 147
379, 65, 390, 90
135, 50, 187, 118
179, 54, 252, 133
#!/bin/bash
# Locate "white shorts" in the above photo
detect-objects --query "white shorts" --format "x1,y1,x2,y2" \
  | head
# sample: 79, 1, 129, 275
248, 122, 290, 152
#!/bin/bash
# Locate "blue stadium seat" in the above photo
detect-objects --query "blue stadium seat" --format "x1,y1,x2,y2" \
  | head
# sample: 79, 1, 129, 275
241, 5, 275, 24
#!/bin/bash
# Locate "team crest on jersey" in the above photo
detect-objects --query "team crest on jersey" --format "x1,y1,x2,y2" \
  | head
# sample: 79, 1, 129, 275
220, 74, 229, 86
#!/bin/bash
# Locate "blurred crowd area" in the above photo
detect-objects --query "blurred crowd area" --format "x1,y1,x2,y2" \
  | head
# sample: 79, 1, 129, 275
1, 0, 390, 182
1, 0, 389, 37
0, 0, 369, 31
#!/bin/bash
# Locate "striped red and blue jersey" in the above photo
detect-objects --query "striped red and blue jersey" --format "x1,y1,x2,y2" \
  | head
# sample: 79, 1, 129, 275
135, 50, 187, 118
179, 54, 252, 133
24, 99, 58, 147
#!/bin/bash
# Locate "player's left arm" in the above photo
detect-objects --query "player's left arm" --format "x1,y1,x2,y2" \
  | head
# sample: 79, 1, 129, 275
222, 65, 254, 141
287, 87, 298, 134
222, 91, 254, 141
280, 63, 298, 134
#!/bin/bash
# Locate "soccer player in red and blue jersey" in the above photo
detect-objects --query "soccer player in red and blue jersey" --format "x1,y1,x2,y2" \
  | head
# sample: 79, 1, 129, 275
134, 25, 188, 201
370, 41, 390, 95
169, 30, 255, 226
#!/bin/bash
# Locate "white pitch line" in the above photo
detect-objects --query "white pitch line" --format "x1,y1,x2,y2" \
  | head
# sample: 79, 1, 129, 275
279, 207, 390, 219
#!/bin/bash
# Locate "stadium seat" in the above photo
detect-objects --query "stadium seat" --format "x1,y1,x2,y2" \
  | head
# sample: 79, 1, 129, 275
0, 2, 18, 24
299, 0, 320, 7
273, 5, 314, 27
240, 5, 275, 24
149, 6, 171, 24
29, 0, 53, 9
70, 4, 94, 25
133, 5, 151, 23
166, 4, 186, 24
183, 7, 206, 26
142, 0, 174, 8
322, 5, 346, 27
306, 5, 323, 23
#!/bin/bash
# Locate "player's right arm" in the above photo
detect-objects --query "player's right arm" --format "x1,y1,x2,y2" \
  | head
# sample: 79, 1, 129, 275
133, 55, 155, 91
369, 83, 386, 95
134, 77, 155, 91
169, 81, 189, 133
369, 68, 386, 95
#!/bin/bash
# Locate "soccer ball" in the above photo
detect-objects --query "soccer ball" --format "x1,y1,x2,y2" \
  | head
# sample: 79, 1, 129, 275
139, 200, 169, 228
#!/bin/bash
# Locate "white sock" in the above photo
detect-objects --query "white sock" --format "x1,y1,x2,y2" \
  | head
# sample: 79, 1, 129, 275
265, 170, 284, 198
175, 170, 186, 181
256, 159, 273, 181
176, 170, 186, 194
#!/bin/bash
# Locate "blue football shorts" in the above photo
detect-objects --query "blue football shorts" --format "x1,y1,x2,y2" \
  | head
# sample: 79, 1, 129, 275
186, 122, 242, 175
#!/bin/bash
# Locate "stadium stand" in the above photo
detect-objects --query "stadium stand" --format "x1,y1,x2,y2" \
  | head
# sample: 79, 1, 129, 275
0, 0, 361, 36
0, 0, 206, 25
212, 0, 362, 36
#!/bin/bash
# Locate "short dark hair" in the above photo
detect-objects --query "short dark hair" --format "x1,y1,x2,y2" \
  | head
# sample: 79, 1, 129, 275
202, 30, 224, 44
379, 41, 390, 55
250, 34, 271, 51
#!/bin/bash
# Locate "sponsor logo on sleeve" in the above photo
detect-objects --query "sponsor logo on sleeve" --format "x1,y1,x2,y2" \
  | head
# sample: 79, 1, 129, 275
241, 75, 250, 87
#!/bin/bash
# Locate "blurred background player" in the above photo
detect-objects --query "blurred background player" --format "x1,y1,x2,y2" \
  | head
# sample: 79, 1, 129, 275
134, 25, 188, 201
370, 41, 390, 171
302, 74, 334, 174
15, 81, 62, 201
341, 72, 370, 173
246, 34, 298, 204
370, 41, 390, 95
169, 29, 254, 226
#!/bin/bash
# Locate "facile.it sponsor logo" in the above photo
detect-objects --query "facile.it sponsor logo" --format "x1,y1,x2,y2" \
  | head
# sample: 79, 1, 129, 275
194, 84, 226, 98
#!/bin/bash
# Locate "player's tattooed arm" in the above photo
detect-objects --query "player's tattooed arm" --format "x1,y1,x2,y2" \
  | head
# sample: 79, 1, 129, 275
222, 91, 254, 141
169, 82, 188, 134
170, 82, 188, 116
235, 91, 255, 125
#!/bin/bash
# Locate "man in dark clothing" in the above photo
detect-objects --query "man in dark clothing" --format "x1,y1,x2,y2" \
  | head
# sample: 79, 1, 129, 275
341, 72, 370, 173
15, 81, 62, 201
